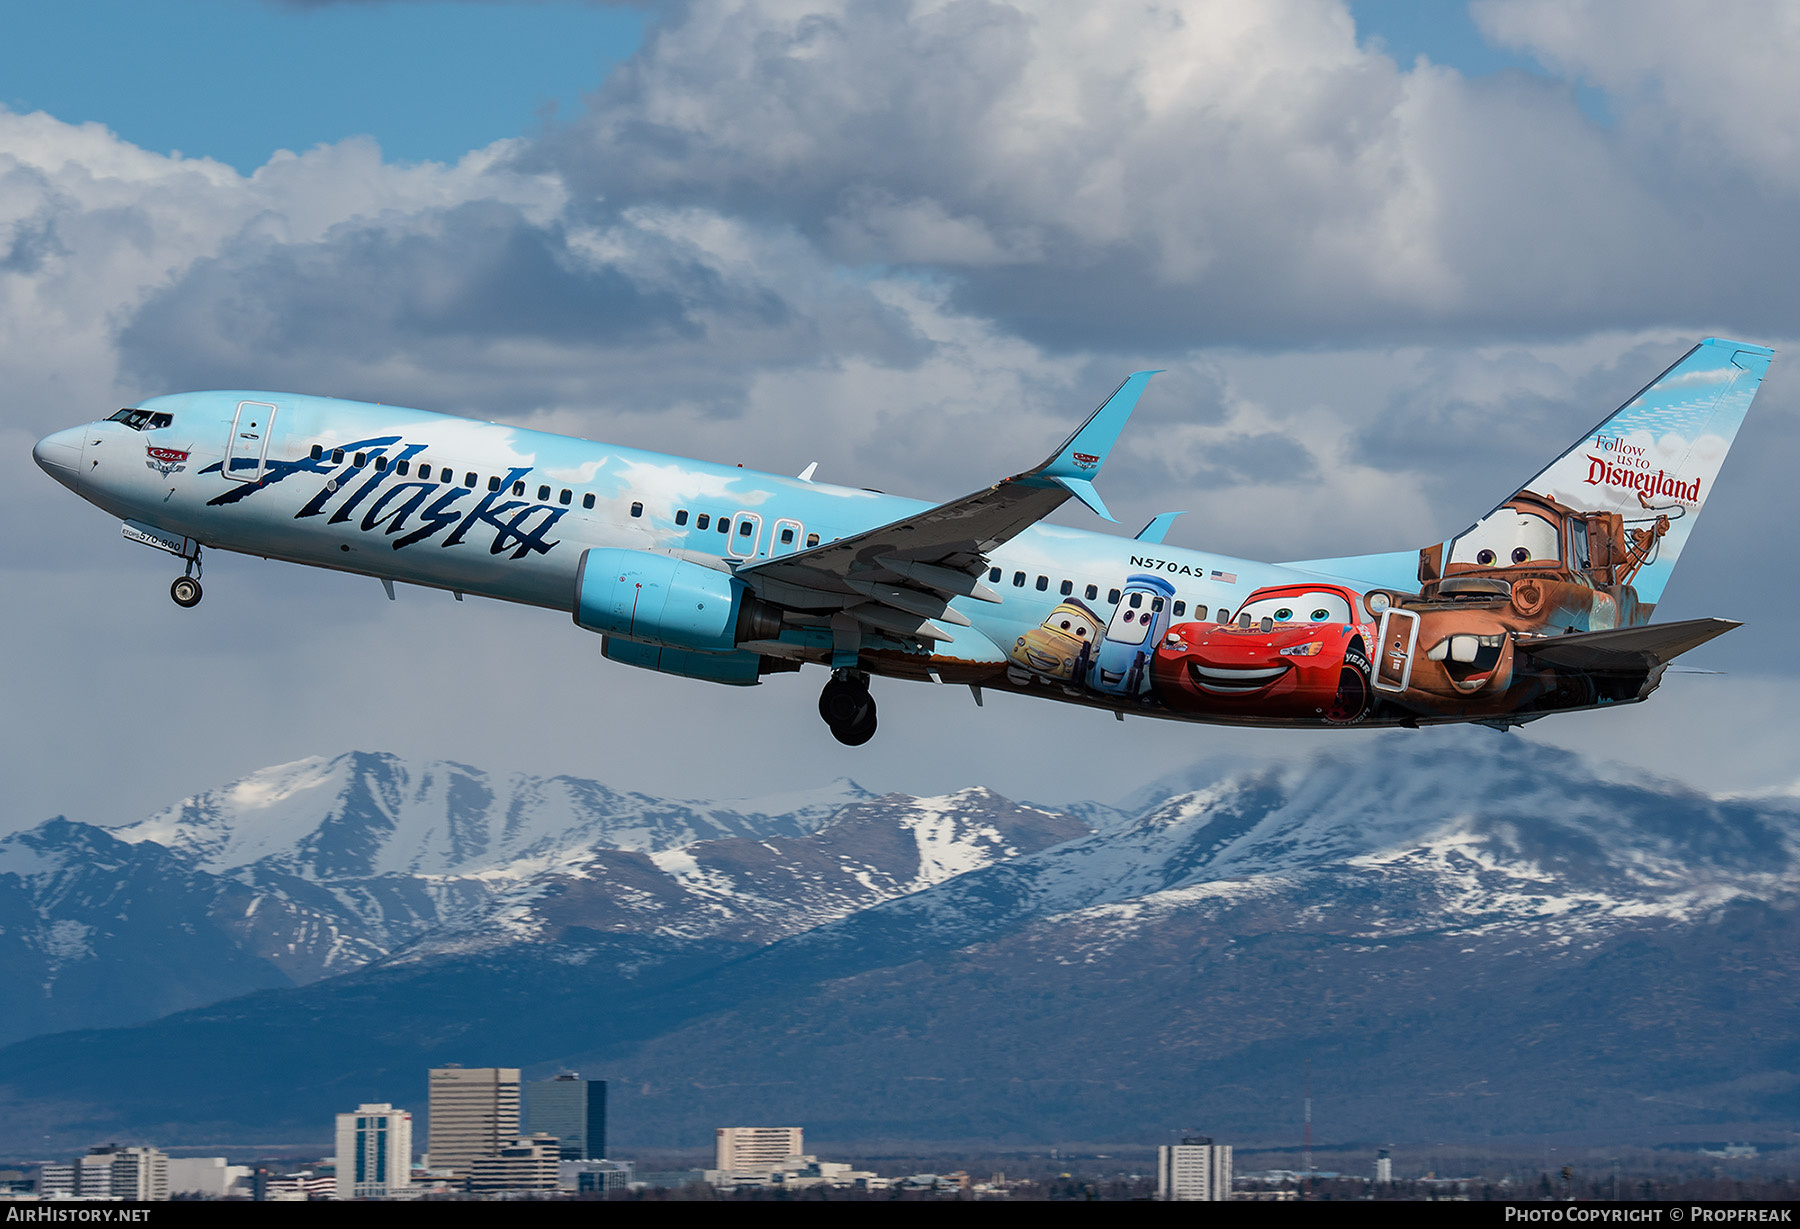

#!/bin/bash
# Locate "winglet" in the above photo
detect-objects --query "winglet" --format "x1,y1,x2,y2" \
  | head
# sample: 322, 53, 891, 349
1038, 370, 1160, 482
1134, 511, 1186, 543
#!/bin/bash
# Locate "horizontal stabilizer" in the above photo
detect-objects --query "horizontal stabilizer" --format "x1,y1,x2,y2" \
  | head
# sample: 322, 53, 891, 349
1135, 511, 1187, 544
1517, 617, 1739, 672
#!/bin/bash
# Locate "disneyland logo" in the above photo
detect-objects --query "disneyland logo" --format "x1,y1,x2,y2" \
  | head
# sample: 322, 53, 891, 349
1584, 454, 1703, 504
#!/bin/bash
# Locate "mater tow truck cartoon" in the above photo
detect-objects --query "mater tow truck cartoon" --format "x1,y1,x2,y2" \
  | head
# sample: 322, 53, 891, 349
1151, 582, 1376, 724
1364, 489, 1670, 720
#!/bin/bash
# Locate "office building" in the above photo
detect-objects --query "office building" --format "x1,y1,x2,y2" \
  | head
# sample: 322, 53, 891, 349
335, 1102, 414, 1199
559, 1159, 634, 1194
1158, 1136, 1232, 1201
167, 1157, 250, 1198
427, 1066, 520, 1176
716, 1127, 804, 1175
73, 1146, 169, 1201
468, 1135, 560, 1192
525, 1075, 606, 1159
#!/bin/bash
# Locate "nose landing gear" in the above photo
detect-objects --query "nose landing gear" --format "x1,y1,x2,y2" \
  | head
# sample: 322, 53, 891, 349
819, 669, 877, 745
170, 548, 203, 608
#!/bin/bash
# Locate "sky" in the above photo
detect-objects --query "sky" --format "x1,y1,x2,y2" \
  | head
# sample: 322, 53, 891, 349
3, 0, 1799, 831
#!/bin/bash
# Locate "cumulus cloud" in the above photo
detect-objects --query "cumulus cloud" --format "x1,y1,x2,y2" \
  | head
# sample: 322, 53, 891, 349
1476, 0, 1800, 191
536, 0, 1800, 347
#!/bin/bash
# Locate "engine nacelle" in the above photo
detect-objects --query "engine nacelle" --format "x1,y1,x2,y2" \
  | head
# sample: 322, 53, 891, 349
602, 636, 800, 686
574, 547, 782, 652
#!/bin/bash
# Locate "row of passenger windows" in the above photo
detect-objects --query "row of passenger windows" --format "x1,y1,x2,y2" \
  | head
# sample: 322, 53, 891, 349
309, 445, 598, 509
986, 567, 1211, 621
667, 508, 821, 548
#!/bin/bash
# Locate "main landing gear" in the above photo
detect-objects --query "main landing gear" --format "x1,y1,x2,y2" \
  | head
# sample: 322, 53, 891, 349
170, 549, 203, 608
819, 669, 877, 746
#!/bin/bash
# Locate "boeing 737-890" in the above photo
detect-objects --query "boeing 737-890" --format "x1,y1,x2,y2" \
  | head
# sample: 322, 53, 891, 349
33, 338, 1771, 744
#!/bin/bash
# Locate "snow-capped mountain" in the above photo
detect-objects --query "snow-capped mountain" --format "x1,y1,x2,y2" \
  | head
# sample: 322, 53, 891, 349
0, 754, 1079, 1045
784, 735, 1800, 963
391, 786, 1090, 960
7, 734, 1800, 1151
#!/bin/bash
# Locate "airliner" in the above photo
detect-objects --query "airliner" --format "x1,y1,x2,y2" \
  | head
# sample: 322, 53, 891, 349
33, 338, 1771, 744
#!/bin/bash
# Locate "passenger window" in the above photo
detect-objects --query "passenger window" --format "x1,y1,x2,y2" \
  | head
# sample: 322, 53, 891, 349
560, 489, 572, 505
582, 493, 595, 510
1109, 589, 1121, 604
332, 448, 345, 464
537, 485, 551, 501
512, 481, 525, 496
1085, 584, 1098, 600
1013, 571, 1026, 587
464, 472, 476, 488
488, 476, 501, 492
1216, 608, 1229, 624
806, 533, 820, 547
697, 514, 710, 530
1060, 580, 1073, 596
1173, 601, 1186, 617
630, 502, 643, 517
310, 445, 323, 461
718, 519, 730, 534
1035, 575, 1049, 591
1151, 596, 1164, 612
354, 452, 367, 467
676, 510, 689, 526
396, 461, 409, 476
989, 567, 1002, 582
1194, 605, 1208, 621
780, 527, 794, 544
374, 456, 387, 472
418, 464, 431, 480
738, 520, 752, 536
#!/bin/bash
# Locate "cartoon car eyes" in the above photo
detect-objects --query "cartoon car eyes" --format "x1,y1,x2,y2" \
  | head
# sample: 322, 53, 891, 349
1235, 592, 1354, 626
1451, 510, 1560, 569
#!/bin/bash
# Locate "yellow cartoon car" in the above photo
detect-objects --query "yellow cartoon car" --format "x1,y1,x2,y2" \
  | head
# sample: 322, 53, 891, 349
1010, 598, 1103, 682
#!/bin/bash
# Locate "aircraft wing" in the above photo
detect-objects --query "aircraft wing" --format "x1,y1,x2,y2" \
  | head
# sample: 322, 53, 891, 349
1515, 617, 1739, 673
738, 372, 1158, 646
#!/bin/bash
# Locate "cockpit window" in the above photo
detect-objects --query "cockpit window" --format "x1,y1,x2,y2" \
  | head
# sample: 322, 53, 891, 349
1234, 591, 1353, 625
108, 408, 173, 431
1449, 510, 1561, 568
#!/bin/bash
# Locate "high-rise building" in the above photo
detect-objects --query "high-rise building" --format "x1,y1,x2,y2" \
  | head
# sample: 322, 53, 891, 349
1375, 1149, 1392, 1183
1157, 1136, 1232, 1201
427, 1066, 520, 1177
715, 1127, 804, 1176
525, 1075, 607, 1159
335, 1103, 414, 1199
73, 1146, 169, 1201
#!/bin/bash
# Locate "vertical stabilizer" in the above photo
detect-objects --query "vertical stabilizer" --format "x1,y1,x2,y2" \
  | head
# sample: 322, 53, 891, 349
1449, 338, 1773, 608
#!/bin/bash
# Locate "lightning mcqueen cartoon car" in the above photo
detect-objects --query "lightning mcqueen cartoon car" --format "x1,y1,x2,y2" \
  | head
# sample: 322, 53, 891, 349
1150, 582, 1375, 724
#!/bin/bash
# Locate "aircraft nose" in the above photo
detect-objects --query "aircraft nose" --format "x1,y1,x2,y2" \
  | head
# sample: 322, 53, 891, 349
33, 426, 84, 492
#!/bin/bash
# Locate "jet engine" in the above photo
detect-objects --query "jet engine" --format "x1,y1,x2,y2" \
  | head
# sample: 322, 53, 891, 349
573, 547, 783, 652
